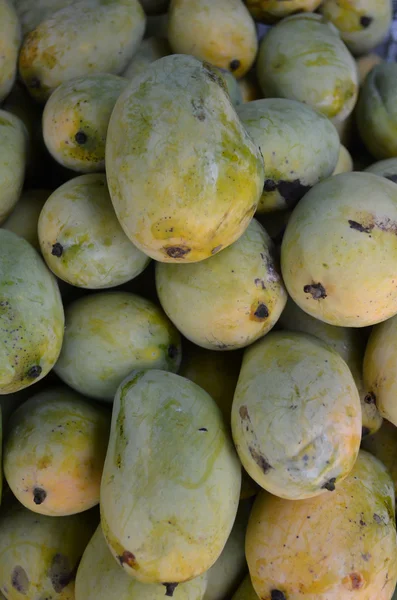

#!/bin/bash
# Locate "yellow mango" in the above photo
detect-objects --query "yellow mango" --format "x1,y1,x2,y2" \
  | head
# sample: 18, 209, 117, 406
123, 36, 171, 79
0, 111, 28, 224
0, 0, 20, 103
362, 419, 397, 497
100, 369, 242, 584
333, 144, 354, 174
232, 576, 259, 600
2, 189, 50, 250
246, 0, 322, 23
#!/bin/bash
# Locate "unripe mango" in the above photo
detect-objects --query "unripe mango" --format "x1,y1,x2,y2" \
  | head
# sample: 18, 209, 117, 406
12, 0, 75, 35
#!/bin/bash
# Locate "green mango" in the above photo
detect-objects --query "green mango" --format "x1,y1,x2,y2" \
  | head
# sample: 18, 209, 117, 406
156, 219, 287, 350
123, 36, 171, 80
0, 501, 97, 600
38, 174, 150, 289
54, 291, 181, 401
100, 369, 241, 584
106, 54, 264, 263
232, 576, 258, 600
237, 98, 340, 212
19, 0, 146, 103
0, 0, 20, 103
365, 158, 397, 181
12, 0, 75, 35
0, 230, 64, 394
75, 524, 208, 600
2, 189, 51, 250
362, 419, 397, 498
0, 111, 28, 224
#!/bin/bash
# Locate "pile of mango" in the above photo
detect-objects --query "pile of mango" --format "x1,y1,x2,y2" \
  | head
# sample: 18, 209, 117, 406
2, 0, 397, 598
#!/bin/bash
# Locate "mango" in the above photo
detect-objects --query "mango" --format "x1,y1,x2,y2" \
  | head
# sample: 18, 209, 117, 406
2, 189, 50, 250
279, 298, 381, 436
257, 13, 358, 124
123, 36, 171, 79
168, 0, 257, 79
106, 54, 264, 263
0, 230, 64, 394
356, 52, 383, 83
365, 157, 397, 181
215, 68, 244, 107
362, 419, 397, 497
281, 172, 397, 327
4, 387, 110, 516
12, 0, 75, 35
75, 524, 208, 600
0, 111, 28, 224
0, 501, 97, 600
54, 291, 181, 401
38, 174, 150, 289
0, 0, 21, 103
246, 450, 397, 600
19, 0, 146, 103
232, 330, 361, 499
232, 576, 258, 600
237, 98, 340, 212
332, 144, 354, 174
156, 219, 287, 350
100, 369, 242, 584
245, 0, 322, 23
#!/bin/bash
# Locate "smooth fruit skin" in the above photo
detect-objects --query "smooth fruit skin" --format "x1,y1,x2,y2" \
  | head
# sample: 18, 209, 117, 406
0, 110, 28, 224
167, 0, 257, 79
4, 387, 110, 516
100, 370, 242, 583
0, 0, 21, 103
281, 172, 397, 327
365, 157, 397, 182
105, 54, 264, 263
332, 144, 353, 174
246, 450, 397, 600
231, 330, 361, 500
362, 419, 397, 498
2, 189, 51, 250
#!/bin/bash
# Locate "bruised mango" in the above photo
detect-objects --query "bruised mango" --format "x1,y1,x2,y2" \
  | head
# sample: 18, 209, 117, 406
54, 291, 181, 401
156, 219, 287, 350
0, 0, 21, 103
168, 0, 257, 79
106, 54, 264, 263
123, 37, 171, 79
19, 0, 146, 103
75, 524, 208, 600
365, 157, 397, 182
2, 189, 50, 250
333, 144, 354, 174
100, 369, 242, 584
281, 172, 397, 327
237, 98, 340, 212
245, 0, 322, 23
246, 450, 397, 600
12, 0, 75, 35
232, 576, 258, 600
38, 174, 150, 289
362, 419, 397, 497
0, 230, 64, 394
0, 111, 28, 224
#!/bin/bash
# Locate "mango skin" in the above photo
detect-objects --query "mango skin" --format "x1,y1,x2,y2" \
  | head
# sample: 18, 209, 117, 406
19, 0, 146, 103
246, 0, 322, 23
246, 450, 397, 600
123, 36, 171, 79
100, 369, 242, 583
215, 68, 244, 107
54, 291, 181, 401
281, 172, 397, 327
106, 54, 264, 263
0, 111, 28, 224
75, 525, 208, 600
12, 0, 75, 35
0, 0, 21, 103
38, 174, 150, 289
332, 144, 354, 174
0, 230, 64, 394
0, 501, 97, 600
237, 98, 340, 213
365, 158, 397, 181
2, 189, 50, 250
257, 13, 358, 123
356, 52, 383, 83
4, 387, 110, 516
156, 219, 287, 350
168, 0, 257, 79
42, 74, 129, 173
232, 576, 258, 600
362, 419, 397, 498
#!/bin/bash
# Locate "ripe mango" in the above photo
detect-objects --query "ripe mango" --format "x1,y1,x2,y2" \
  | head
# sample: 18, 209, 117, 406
333, 144, 353, 174
232, 576, 258, 600
362, 419, 397, 497
246, 450, 397, 600
168, 0, 257, 79
100, 369, 241, 584
0, 111, 28, 224
281, 172, 397, 327
106, 54, 264, 263
123, 37, 171, 79
2, 189, 50, 250
75, 524, 208, 600
12, 0, 75, 35
237, 98, 340, 212
0, 230, 64, 394
54, 292, 181, 401
245, 0, 322, 23
38, 174, 150, 289
19, 0, 146, 103
365, 157, 397, 181
0, 0, 21, 103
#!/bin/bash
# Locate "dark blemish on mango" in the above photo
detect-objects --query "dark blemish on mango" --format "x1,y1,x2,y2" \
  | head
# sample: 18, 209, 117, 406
360, 15, 373, 27
385, 174, 397, 183
348, 220, 373, 233
359, 519, 366, 526
118, 551, 137, 568
229, 59, 241, 71
51, 242, 63, 257
163, 582, 179, 597
362, 553, 371, 561
249, 446, 273, 474
211, 245, 222, 254
263, 179, 277, 192
199, 428, 208, 432
277, 179, 311, 209
239, 405, 249, 420
168, 345, 178, 359
27, 365, 42, 379
164, 246, 191, 259
75, 131, 87, 145
202, 62, 226, 90
322, 477, 336, 491
362, 426, 370, 437
364, 392, 376, 405
271, 591, 286, 600
373, 513, 383, 524
345, 572, 364, 590
303, 283, 327, 300
11, 566, 30, 595
191, 98, 206, 121
255, 278, 266, 289
253, 303, 269, 319
33, 487, 47, 505
50, 553, 77, 592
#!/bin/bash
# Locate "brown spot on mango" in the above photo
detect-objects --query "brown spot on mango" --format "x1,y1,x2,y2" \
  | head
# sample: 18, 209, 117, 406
343, 572, 364, 590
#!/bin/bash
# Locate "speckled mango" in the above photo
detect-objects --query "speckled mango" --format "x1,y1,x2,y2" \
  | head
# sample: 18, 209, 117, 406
0, 230, 64, 394
168, 0, 257, 79
245, 0, 322, 24
356, 63, 397, 159
281, 172, 397, 327
38, 174, 150, 289
0, 501, 97, 600
100, 369, 242, 583
365, 157, 397, 181
232, 576, 258, 600
4, 387, 110, 516
0, 0, 21, 103
42, 74, 128, 173
333, 144, 354, 174
257, 13, 358, 124
54, 291, 181, 401
19, 0, 146, 103
320, 0, 392, 56
357, 52, 384, 83
279, 298, 381, 436
237, 98, 340, 213
362, 419, 397, 498
246, 450, 397, 600
123, 36, 171, 79
12, 0, 75, 35
156, 219, 287, 350
106, 54, 264, 263
75, 525, 208, 600
0, 111, 28, 224
232, 330, 361, 499
2, 189, 50, 250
